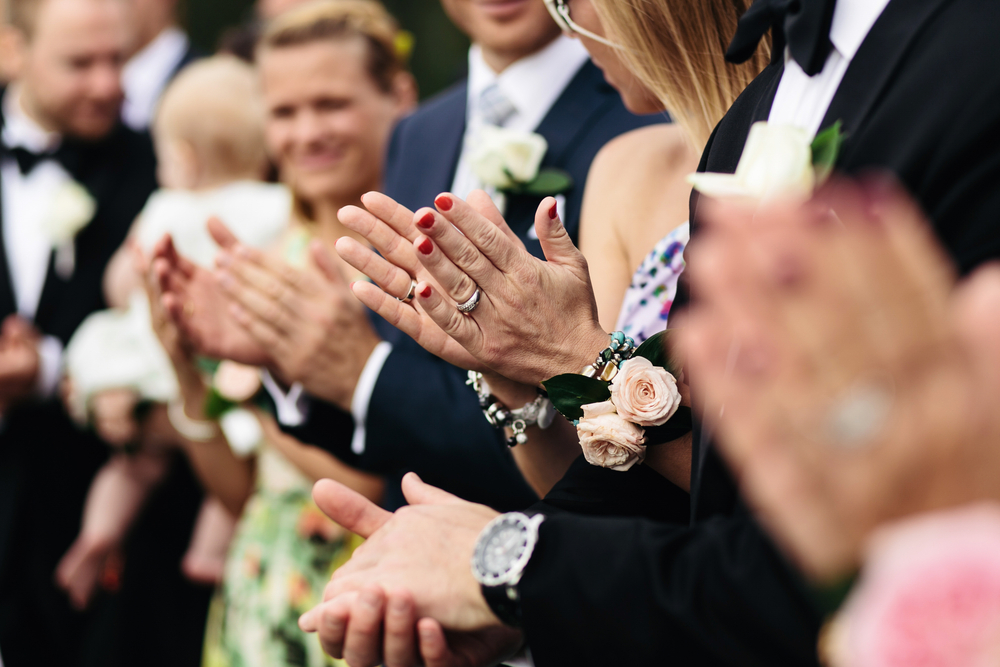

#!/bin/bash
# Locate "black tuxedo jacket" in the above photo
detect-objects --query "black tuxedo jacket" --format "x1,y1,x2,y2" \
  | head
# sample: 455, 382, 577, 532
518, 1, 1000, 665
0, 97, 157, 663
283, 60, 664, 511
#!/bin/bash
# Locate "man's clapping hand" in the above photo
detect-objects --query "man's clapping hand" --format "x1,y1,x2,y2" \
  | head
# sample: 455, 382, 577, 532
0, 316, 41, 411
298, 473, 524, 667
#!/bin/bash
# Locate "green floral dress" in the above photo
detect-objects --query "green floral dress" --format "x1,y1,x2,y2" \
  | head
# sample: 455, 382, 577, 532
202, 446, 361, 667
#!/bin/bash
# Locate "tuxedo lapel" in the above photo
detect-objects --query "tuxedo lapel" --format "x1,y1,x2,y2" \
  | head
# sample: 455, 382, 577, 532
821, 0, 951, 143
533, 62, 617, 169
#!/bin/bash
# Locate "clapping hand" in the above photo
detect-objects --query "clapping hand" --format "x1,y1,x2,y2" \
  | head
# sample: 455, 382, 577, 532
151, 229, 272, 367
338, 190, 609, 386
207, 218, 381, 412
298, 473, 524, 667
0, 315, 41, 410
679, 177, 1000, 580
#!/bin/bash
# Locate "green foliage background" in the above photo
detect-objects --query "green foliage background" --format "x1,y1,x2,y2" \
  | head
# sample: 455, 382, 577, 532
183, 0, 470, 99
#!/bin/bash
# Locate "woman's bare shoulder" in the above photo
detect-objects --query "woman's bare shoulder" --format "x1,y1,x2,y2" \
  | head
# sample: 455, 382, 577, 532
588, 124, 700, 191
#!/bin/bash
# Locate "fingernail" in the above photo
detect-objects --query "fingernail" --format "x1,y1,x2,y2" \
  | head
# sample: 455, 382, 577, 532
417, 238, 433, 255
419, 285, 432, 299
549, 201, 558, 219
435, 194, 453, 212
416, 212, 435, 230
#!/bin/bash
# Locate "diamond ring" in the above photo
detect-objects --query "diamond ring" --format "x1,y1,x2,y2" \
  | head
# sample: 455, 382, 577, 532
457, 287, 482, 314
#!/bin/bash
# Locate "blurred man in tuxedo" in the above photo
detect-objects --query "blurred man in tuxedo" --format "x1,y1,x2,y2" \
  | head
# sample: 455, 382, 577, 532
0, 0, 156, 663
120, 0, 199, 131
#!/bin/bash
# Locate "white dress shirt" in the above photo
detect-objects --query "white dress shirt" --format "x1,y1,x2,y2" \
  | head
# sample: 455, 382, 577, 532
768, 0, 891, 135
0, 87, 75, 397
121, 26, 190, 132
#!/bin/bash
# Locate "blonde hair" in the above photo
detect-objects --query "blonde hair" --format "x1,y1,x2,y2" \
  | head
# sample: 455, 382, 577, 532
257, 0, 411, 94
154, 56, 268, 180
592, 0, 770, 148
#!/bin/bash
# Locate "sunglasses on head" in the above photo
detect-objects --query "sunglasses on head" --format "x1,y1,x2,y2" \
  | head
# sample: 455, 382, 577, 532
543, 0, 623, 50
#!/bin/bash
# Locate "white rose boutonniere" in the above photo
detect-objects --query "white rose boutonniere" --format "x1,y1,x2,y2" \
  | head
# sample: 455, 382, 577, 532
469, 125, 574, 212
577, 400, 646, 471
688, 120, 844, 202
43, 180, 96, 279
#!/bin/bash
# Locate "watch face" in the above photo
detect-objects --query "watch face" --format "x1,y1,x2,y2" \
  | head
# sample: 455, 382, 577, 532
474, 515, 529, 585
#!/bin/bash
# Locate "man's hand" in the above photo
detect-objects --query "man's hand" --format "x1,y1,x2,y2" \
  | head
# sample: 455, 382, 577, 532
151, 231, 271, 367
207, 218, 381, 411
0, 316, 41, 409
679, 177, 1000, 580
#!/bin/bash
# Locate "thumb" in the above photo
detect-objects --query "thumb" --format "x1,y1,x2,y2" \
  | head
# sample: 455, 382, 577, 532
401, 472, 463, 506
312, 478, 391, 538
310, 240, 347, 286
207, 216, 240, 249
535, 197, 585, 270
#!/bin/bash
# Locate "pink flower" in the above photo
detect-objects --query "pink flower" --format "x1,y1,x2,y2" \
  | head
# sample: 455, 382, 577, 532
577, 401, 646, 471
835, 504, 1000, 667
610, 357, 681, 427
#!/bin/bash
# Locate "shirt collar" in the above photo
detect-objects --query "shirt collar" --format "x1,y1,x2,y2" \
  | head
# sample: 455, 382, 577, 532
467, 35, 590, 130
1, 85, 62, 153
828, 0, 892, 61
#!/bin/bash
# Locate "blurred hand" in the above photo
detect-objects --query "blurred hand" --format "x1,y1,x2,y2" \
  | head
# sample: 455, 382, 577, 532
0, 315, 41, 410
679, 177, 1000, 581
208, 218, 380, 412
151, 230, 271, 367
340, 190, 608, 386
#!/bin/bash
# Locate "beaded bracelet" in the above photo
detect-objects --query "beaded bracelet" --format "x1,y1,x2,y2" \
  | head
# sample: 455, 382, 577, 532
580, 331, 636, 382
467, 372, 556, 447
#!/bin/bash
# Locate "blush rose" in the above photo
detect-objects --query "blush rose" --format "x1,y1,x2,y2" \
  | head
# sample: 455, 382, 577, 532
610, 357, 681, 427
577, 401, 646, 471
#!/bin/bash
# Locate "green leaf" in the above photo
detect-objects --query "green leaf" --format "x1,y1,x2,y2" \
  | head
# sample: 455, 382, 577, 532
811, 120, 845, 183
633, 331, 679, 377
203, 387, 236, 421
504, 168, 575, 196
542, 373, 611, 421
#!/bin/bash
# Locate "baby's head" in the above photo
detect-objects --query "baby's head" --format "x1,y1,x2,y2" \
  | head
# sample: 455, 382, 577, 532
153, 55, 269, 190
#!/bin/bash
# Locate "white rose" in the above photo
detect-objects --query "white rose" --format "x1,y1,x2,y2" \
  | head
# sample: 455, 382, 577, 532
43, 180, 96, 245
610, 357, 681, 427
470, 125, 548, 189
577, 401, 646, 471
688, 122, 815, 201
219, 408, 264, 458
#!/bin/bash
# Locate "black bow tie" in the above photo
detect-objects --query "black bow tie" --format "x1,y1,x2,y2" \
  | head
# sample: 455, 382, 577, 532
4, 144, 64, 176
726, 0, 837, 77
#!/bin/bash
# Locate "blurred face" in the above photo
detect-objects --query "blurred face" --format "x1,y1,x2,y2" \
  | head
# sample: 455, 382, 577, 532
440, 0, 561, 68
13, 0, 130, 138
559, 0, 662, 114
259, 38, 410, 206
123, 0, 177, 52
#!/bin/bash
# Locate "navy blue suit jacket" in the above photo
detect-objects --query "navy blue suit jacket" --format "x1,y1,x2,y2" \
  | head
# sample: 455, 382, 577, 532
286, 60, 665, 510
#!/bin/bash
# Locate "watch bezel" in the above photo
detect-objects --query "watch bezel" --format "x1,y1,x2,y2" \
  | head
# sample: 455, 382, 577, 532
471, 512, 544, 588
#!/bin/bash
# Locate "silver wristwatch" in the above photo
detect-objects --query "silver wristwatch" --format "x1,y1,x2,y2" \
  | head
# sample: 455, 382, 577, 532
471, 512, 545, 627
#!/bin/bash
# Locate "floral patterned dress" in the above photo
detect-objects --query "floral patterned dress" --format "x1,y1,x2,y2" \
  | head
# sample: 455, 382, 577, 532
202, 446, 360, 667
615, 222, 689, 341
202, 226, 359, 667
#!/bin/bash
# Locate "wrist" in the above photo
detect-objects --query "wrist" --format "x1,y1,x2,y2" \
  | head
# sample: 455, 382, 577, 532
556, 324, 610, 380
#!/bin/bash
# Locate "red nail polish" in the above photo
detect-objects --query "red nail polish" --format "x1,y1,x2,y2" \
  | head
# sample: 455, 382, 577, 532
416, 212, 435, 230
549, 201, 558, 219
417, 238, 433, 255
419, 285, 432, 299
435, 194, 453, 212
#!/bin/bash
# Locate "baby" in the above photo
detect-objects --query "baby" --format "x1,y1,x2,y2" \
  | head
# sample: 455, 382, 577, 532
58, 56, 290, 608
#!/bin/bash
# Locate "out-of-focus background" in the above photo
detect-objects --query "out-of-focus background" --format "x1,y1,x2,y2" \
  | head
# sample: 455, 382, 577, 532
187, 0, 469, 98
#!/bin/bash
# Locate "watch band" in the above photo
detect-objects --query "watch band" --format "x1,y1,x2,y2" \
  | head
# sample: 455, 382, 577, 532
480, 582, 523, 628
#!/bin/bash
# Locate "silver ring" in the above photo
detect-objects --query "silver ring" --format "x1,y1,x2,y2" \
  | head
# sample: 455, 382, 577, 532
396, 279, 417, 304
822, 377, 895, 448
456, 287, 481, 314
